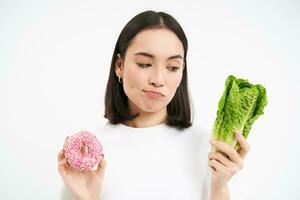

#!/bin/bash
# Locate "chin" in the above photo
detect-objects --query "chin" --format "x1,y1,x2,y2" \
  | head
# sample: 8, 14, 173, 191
141, 104, 166, 113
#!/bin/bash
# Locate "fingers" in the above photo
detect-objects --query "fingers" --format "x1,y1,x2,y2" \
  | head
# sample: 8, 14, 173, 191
64, 136, 69, 144
58, 157, 68, 177
208, 159, 228, 173
57, 149, 65, 162
57, 149, 71, 166
96, 154, 107, 176
208, 152, 234, 168
58, 158, 68, 170
58, 136, 68, 162
210, 140, 240, 164
57, 149, 71, 175
235, 132, 250, 158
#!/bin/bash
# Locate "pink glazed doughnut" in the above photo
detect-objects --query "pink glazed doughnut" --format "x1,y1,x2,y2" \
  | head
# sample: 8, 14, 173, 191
63, 130, 103, 171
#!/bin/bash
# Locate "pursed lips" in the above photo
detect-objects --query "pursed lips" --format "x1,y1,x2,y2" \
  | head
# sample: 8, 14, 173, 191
143, 90, 165, 97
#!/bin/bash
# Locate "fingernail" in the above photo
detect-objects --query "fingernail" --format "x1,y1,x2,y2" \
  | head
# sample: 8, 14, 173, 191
209, 140, 216, 145
236, 132, 241, 138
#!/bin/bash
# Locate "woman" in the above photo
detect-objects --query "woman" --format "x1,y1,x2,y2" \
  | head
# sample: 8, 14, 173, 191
58, 10, 250, 200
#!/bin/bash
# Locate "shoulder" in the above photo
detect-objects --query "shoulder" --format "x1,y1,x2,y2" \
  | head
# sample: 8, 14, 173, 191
91, 122, 127, 142
89, 122, 120, 140
93, 122, 114, 133
181, 123, 211, 143
173, 124, 211, 155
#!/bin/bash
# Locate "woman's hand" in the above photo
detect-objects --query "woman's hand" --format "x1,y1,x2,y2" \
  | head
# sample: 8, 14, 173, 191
208, 131, 250, 192
57, 148, 107, 200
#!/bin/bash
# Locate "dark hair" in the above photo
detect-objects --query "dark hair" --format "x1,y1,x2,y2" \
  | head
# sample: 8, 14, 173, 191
104, 10, 193, 130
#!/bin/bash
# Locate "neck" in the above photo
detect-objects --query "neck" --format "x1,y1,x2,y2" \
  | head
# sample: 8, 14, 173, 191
123, 104, 167, 128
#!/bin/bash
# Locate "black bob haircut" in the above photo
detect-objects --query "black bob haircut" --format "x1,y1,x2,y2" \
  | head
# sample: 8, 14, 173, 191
104, 10, 193, 130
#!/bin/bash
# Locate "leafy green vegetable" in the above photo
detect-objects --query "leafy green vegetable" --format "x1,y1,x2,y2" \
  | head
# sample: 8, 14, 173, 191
211, 75, 268, 150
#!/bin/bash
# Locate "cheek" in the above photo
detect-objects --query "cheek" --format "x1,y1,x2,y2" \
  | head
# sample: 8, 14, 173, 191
157, 74, 182, 106
168, 74, 182, 93
123, 66, 146, 92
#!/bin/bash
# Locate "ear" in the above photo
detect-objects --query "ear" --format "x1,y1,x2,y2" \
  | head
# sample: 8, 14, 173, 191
115, 53, 124, 78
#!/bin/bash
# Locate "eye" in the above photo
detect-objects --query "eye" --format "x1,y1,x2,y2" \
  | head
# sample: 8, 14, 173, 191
137, 62, 151, 68
168, 66, 180, 72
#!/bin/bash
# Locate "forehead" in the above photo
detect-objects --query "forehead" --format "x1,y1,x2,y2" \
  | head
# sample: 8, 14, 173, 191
126, 28, 184, 59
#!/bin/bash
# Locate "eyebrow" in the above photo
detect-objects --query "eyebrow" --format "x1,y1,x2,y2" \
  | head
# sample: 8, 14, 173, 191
134, 52, 183, 60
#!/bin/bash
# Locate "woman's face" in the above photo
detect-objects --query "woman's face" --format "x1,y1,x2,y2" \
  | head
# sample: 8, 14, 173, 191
115, 28, 185, 114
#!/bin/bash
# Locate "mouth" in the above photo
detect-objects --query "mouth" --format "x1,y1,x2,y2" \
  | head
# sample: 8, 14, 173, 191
143, 90, 165, 98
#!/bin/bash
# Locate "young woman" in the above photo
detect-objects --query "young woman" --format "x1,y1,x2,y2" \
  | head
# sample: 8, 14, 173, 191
58, 10, 250, 200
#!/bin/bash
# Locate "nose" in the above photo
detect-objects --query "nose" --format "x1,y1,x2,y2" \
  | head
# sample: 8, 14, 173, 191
149, 68, 164, 87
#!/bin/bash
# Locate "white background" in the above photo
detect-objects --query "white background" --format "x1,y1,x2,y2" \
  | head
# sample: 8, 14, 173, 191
0, 0, 299, 199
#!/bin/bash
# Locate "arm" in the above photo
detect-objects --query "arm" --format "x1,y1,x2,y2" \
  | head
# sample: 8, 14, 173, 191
210, 185, 230, 200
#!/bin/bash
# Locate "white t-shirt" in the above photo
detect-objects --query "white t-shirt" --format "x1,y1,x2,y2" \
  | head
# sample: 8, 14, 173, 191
61, 122, 250, 200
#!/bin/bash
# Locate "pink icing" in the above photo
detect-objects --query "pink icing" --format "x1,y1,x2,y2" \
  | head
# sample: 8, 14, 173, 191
63, 130, 103, 171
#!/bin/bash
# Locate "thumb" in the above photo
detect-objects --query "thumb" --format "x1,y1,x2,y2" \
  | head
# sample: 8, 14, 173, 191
96, 154, 106, 176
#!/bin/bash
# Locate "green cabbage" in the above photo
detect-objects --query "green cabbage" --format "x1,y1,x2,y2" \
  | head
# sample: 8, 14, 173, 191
211, 75, 268, 150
